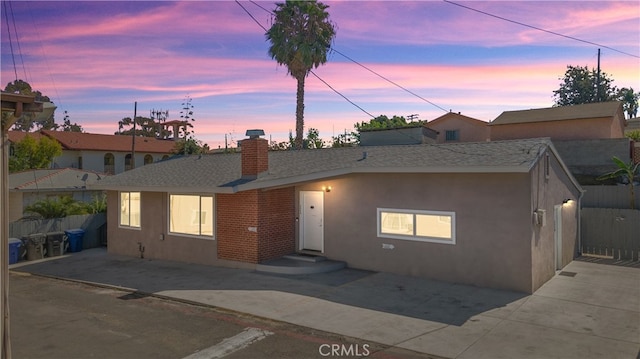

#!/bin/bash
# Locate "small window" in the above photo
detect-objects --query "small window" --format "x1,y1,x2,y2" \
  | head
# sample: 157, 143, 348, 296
170, 194, 214, 237
144, 154, 153, 165
378, 208, 455, 244
445, 130, 459, 141
78, 156, 83, 170
104, 153, 115, 175
125, 154, 134, 171
120, 192, 141, 228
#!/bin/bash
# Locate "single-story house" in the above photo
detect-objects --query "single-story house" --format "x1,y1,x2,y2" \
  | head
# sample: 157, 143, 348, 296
490, 101, 626, 141
92, 133, 583, 293
425, 111, 490, 143
8, 168, 108, 222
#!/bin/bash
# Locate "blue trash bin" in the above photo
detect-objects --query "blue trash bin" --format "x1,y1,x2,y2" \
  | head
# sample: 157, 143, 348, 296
8, 238, 22, 264
64, 229, 85, 253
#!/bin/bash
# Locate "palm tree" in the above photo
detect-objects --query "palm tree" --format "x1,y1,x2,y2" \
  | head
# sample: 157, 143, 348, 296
266, 0, 336, 149
597, 156, 640, 209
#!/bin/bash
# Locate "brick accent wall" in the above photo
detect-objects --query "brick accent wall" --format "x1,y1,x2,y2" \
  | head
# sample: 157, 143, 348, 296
257, 187, 296, 262
634, 142, 640, 164
217, 191, 260, 263
217, 187, 295, 263
241, 138, 268, 177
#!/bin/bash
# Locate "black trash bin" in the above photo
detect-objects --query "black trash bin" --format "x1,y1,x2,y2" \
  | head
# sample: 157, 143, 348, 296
64, 229, 85, 253
23, 233, 47, 260
46, 232, 67, 257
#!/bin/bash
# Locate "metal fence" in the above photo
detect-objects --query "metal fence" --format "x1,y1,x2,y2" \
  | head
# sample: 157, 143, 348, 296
9, 213, 107, 249
581, 208, 640, 260
582, 185, 640, 209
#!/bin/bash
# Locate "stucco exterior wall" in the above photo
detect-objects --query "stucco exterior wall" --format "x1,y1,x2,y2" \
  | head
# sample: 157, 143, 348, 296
529, 150, 581, 291
106, 191, 240, 267
490, 117, 618, 141
427, 117, 490, 143
297, 172, 535, 293
53, 150, 169, 174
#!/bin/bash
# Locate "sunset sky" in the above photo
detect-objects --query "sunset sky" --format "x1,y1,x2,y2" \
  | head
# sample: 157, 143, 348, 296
1, 1, 638, 149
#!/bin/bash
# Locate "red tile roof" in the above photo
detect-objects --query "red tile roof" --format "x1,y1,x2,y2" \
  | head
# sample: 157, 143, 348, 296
25, 130, 177, 153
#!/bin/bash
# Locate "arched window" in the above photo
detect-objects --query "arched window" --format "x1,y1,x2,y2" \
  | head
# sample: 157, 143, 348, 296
104, 153, 115, 174
125, 154, 133, 171
161, 155, 169, 160
144, 154, 153, 165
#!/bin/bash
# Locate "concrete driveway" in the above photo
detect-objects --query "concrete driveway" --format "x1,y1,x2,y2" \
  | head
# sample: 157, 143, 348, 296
10, 249, 640, 359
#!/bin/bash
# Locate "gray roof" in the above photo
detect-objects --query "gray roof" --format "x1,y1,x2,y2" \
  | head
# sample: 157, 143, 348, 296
491, 101, 623, 126
91, 138, 564, 194
10, 168, 108, 192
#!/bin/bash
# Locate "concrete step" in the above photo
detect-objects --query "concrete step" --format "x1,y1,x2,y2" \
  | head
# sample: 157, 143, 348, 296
256, 255, 345, 275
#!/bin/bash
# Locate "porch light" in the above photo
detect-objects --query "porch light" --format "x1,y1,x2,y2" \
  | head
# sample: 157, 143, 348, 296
562, 199, 572, 205
322, 186, 332, 193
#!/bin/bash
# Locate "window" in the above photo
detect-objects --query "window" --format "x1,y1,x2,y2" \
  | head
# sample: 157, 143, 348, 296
169, 194, 214, 237
104, 153, 115, 174
125, 154, 133, 171
378, 208, 455, 244
144, 154, 154, 165
120, 192, 141, 228
445, 130, 459, 141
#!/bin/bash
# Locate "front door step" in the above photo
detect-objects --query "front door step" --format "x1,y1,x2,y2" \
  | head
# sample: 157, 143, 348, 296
283, 253, 326, 263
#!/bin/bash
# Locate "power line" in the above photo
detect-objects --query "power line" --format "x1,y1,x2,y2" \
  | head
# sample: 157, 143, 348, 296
443, 0, 639, 59
2, 1, 18, 82
309, 70, 375, 118
329, 48, 449, 113
240, 1, 448, 117
237, 0, 377, 119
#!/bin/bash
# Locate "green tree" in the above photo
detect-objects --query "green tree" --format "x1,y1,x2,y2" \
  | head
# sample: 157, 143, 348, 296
626, 130, 640, 142
266, 0, 336, 149
331, 131, 358, 147
24, 196, 86, 219
3, 79, 55, 131
617, 87, 639, 119
356, 115, 422, 132
304, 127, 324, 149
553, 65, 617, 106
60, 111, 84, 132
9, 134, 62, 172
596, 156, 640, 209
117, 116, 170, 138
83, 194, 107, 214
172, 137, 209, 155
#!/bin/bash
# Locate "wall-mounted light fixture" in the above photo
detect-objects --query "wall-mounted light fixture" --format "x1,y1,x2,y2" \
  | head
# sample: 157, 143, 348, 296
562, 198, 572, 205
322, 186, 332, 193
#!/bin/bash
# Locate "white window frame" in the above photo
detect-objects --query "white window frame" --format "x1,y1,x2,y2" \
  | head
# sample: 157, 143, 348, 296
119, 191, 141, 229
377, 208, 456, 244
168, 194, 214, 239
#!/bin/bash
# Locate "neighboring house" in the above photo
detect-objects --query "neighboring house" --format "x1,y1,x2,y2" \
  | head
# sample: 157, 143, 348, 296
359, 126, 437, 146
8, 130, 177, 175
490, 102, 631, 181
489, 101, 626, 141
8, 168, 108, 222
425, 111, 490, 143
92, 132, 582, 293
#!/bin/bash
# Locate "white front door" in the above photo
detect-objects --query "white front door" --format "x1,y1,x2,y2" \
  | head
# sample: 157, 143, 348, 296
300, 191, 324, 252
554, 205, 563, 270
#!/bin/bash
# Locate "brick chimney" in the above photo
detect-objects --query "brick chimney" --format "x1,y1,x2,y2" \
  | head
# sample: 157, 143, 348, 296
241, 129, 268, 177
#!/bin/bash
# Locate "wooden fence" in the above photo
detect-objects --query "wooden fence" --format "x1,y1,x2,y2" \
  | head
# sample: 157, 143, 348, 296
9, 213, 107, 249
581, 208, 640, 260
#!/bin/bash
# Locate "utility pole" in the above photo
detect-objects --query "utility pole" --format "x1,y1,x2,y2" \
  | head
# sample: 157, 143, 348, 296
596, 49, 601, 102
130, 102, 137, 170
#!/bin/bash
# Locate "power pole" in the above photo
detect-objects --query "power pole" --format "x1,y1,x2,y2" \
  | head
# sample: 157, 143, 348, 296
130, 102, 137, 170
596, 49, 601, 102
